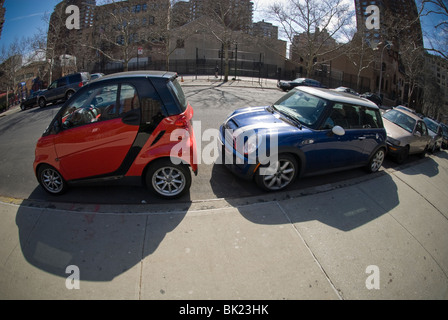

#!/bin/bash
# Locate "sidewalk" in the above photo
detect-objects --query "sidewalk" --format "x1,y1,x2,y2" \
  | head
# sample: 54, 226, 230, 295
1, 152, 448, 300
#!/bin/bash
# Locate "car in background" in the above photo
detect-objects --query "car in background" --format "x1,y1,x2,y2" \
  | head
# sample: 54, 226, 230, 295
34, 71, 197, 199
423, 117, 443, 153
20, 90, 43, 110
382, 108, 431, 163
277, 78, 323, 91
219, 86, 387, 192
333, 87, 359, 96
395, 105, 417, 115
441, 124, 448, 149
361, 92, 382, 107
38, 72, 91, 108
90, 73, 105, 81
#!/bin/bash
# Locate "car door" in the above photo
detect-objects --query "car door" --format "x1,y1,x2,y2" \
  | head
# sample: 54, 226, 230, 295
412, 120, 429, 153
304, 103, 366, 173
53, 82, 141, 181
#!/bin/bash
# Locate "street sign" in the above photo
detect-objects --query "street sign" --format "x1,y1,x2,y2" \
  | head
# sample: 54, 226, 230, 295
138, 47, 143, 55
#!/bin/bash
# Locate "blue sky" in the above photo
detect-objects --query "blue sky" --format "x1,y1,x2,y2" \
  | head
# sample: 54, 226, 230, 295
0, 0, 445, 52
0, 0, 60, 49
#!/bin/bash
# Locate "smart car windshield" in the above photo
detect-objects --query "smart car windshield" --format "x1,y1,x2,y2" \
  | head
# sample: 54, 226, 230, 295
272, 90, 328, 127
383, 109, 416, 133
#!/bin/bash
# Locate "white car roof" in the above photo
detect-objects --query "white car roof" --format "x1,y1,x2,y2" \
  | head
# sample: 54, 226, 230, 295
295, 86, 379, 109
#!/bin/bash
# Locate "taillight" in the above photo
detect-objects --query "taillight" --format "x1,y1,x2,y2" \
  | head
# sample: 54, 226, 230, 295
174, 115, 188, 128
78, 82, 84, 88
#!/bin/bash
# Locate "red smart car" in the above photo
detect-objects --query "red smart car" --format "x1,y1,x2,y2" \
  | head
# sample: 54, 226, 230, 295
34, 71, 197, 199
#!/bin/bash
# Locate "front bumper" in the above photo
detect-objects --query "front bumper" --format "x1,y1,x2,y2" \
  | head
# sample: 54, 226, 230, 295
386, 141, 407, 156
218, 125, 258, 180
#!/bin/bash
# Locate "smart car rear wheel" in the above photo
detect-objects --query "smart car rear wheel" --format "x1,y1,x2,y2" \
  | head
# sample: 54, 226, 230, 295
146, 160, 191, 199
37, 165, 68, 195
255, 154, 298, 192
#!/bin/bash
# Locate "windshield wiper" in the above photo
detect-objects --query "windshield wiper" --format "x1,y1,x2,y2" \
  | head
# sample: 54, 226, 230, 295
273, 105, 303, 129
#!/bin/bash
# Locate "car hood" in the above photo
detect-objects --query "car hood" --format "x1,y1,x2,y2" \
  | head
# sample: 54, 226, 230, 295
225, 106, 303, 135
383, 118, 412, 140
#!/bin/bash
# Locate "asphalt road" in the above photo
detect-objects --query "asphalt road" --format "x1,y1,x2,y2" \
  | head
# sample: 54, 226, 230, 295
0, 86, 421, 205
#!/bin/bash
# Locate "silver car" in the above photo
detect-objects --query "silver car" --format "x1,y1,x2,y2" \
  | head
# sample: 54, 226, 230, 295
382, 108, 431, 163
423, 117, 443, 153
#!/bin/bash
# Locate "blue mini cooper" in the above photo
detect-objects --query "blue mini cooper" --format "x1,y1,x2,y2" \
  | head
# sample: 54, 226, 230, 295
219, 86, 387, 192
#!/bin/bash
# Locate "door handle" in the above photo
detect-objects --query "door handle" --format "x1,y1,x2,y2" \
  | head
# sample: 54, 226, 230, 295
358, 136, 366, 140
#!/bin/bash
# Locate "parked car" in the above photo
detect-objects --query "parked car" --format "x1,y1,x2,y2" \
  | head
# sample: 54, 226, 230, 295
441, 124, 448, 149
382, 108, 431, 163
90, 73, 105, 81
333, 87, 359, 96
219, 86, 387, 192
395, 105, 417, 115
20, 90, 43, 110
423, 117, 443, 153
34, 71, 197, 199
38, 72, 91, 108
277, 78, 323, 91
360, 92, 382, 107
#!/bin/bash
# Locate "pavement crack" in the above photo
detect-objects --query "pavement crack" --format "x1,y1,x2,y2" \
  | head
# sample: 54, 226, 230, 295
275, 201, 344, 300
138, 215, 149, 300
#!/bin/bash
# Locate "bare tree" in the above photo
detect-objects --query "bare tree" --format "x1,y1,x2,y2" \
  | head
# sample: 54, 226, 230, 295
194, 0, 253, 81
91, 0, 170, 72
0, 38, 29, 107
269, 0, 354, 78
419, 0, 448, 59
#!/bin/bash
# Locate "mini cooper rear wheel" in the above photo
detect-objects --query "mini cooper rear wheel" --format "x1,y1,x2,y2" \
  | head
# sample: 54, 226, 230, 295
37, 165, 68, 195
146, 159, 191, 199
255, 154, 298, 192
367, 148, 385, 173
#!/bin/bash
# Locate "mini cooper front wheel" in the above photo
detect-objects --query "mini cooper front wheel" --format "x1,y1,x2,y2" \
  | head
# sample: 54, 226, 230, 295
37, 165, 68, 195
146, 159, 191, 199
255, 154, 298, 192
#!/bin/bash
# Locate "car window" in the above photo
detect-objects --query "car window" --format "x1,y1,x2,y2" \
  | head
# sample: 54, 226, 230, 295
423, 118, 438, 133
168, 79, 187, 112
61, 84, 119, 129
119, 84, 140, 114
68, 74, 81, 84
48, 80, 58, 90
363, 108, 381, 128
273, 89, 328, 126
383, 109, 416, 133
324, 104, 364, 129
57, 77, 68, 88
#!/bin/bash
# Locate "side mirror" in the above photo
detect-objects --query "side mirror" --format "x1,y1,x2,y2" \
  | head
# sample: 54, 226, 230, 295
332, 125, 345, 136
414, 131, 421, 137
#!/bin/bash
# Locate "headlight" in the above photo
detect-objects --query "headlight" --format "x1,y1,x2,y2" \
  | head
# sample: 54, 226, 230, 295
387, 136, 401, 146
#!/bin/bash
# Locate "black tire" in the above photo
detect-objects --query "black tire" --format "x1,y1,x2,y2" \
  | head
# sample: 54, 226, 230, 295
146, 159, 191, 199
394, 146, 409, 164
38, 97, 46, 108
418, 145, 428, 158
366, 148, 385, 173
37, 164, 68, 195
255, 154, 298, 192
66, 90, 75, 101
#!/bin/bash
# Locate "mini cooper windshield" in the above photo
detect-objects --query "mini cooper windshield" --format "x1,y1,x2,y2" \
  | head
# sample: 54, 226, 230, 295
272, 89, 328, 127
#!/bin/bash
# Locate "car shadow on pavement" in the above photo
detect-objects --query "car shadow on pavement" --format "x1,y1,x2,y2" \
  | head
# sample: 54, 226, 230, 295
210, 152, 400, 232
14, 187, 192, 282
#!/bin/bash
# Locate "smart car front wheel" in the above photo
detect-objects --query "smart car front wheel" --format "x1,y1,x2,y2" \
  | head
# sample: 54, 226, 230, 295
37, 165, 68, 195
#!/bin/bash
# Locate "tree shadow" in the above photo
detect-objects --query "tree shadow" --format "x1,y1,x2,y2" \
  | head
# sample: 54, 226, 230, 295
15, 186, 191, 282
